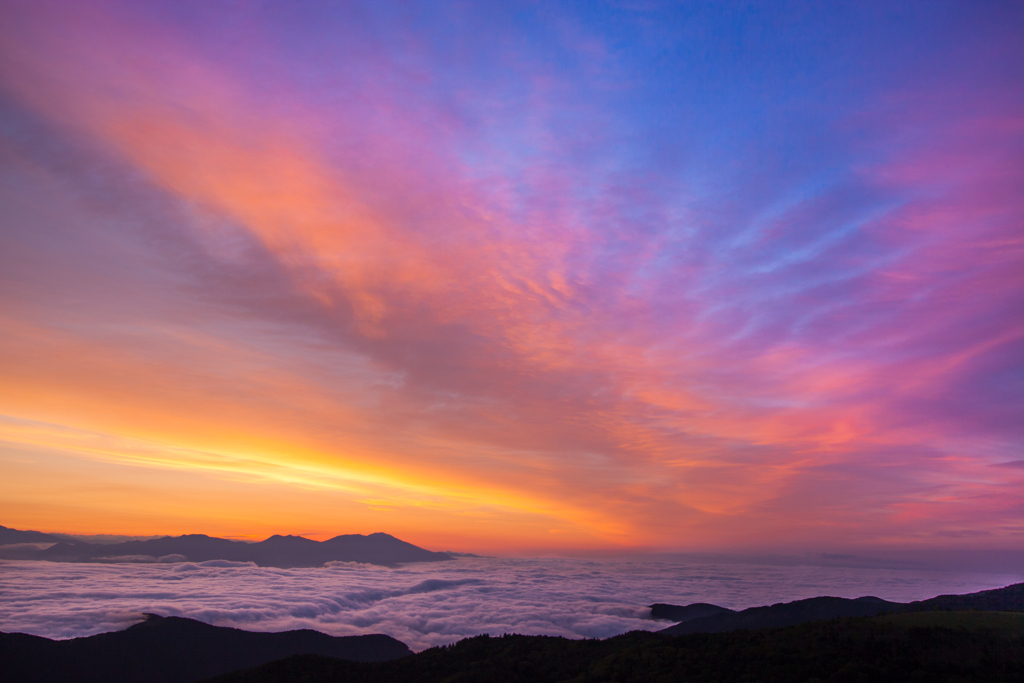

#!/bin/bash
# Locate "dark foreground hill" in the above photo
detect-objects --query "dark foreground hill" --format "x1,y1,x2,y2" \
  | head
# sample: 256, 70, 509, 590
29, 531, 452, 567
208, 611, 1024, 683
658, 582, 1024, 634
0, 614, 411, 683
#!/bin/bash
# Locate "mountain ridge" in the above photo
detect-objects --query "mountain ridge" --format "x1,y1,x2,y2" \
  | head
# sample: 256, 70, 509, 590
0, 525, 452, 567
657, 582, 1024, 635
0, 613, 411, 683
0, 524, 61, 544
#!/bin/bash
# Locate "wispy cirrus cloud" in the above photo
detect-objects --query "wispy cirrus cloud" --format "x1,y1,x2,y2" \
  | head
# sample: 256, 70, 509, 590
0, 0, 1021, 551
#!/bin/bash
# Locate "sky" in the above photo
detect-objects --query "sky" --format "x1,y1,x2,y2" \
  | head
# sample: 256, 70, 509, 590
0, 0, 1021, 556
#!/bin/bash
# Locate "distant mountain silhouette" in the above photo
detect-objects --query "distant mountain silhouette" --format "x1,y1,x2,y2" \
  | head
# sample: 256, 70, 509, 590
0, 614, 411, 683
658, 582, 1024, 634
0, 524, 60, 544
28, 531, 451, 567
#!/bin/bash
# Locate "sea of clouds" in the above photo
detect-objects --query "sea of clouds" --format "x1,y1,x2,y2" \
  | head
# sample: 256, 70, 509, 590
2, 557, 1020, 651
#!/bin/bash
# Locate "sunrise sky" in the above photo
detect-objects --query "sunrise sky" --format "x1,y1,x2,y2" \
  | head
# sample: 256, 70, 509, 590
0, 0, 1021, 555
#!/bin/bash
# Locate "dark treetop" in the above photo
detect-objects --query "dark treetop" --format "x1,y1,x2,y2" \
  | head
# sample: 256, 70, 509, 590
208, 611, 1024, 683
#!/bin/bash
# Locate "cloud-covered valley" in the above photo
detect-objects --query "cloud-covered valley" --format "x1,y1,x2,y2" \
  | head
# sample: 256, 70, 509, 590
2, 557, 1019, 651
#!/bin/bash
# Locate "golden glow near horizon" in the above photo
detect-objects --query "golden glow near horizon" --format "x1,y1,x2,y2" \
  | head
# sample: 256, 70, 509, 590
1, 1, 1022, 553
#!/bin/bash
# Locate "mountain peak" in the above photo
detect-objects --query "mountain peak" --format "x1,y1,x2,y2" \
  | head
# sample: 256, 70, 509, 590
5, 524, 453, 568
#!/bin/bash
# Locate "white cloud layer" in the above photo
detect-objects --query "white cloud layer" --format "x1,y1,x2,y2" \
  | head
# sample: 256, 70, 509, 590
1, 557, 1019, 651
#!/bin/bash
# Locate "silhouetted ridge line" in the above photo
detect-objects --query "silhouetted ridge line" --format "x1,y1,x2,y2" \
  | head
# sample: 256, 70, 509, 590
0, 613, 411, 683
0, 525, 454, 567
657, 582, 1024, 635
0, 524, 60, 544
649, 602, 734, 622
